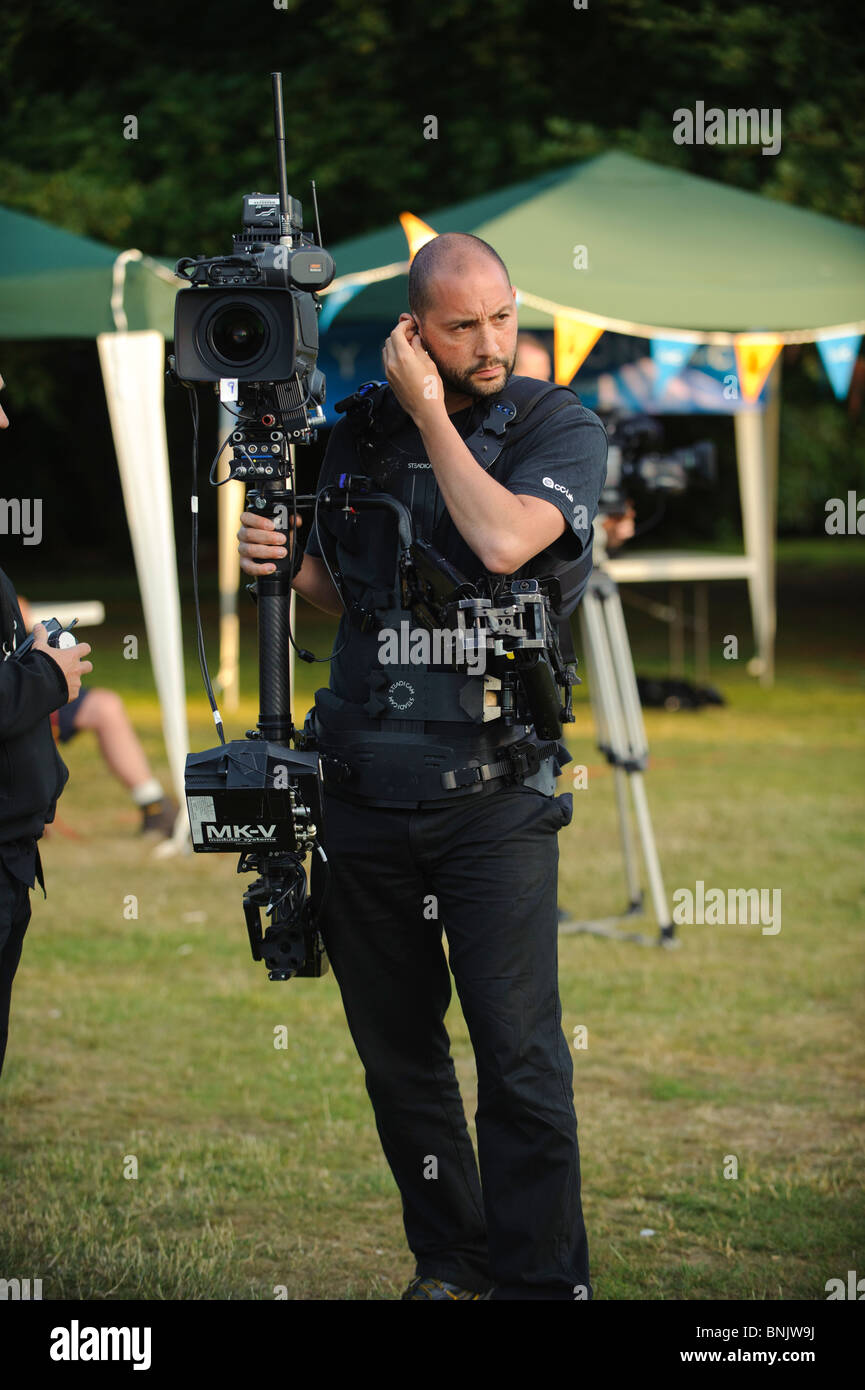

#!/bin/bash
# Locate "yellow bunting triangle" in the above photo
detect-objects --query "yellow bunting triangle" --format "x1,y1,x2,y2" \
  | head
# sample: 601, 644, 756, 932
399, 213, 439, 261
734, 335, 783, 403
554, 316, 603, 384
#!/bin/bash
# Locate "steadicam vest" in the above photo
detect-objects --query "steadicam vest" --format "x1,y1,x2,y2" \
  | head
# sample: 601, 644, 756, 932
308, 377, 594, 803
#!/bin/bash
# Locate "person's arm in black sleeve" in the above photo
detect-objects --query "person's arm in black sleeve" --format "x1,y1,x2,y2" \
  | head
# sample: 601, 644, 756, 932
0, 648, 69, 741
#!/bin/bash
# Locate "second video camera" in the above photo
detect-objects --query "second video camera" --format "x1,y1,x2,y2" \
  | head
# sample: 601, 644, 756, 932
599, 413, 717, 515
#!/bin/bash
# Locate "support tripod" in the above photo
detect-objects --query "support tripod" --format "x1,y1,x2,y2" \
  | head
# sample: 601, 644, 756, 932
559, 544, 676, 947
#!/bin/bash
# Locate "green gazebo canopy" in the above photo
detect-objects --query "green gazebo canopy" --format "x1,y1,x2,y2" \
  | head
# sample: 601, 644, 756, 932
324, 152, 865, 337
0, 205, 179, 339
5, 153, 862, 342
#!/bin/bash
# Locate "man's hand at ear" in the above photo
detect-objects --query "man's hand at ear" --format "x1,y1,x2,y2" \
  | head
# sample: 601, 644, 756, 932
382, 315, 444, 426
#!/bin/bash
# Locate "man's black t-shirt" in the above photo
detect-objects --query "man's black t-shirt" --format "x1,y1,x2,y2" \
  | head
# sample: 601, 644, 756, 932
302, 378, 608, 808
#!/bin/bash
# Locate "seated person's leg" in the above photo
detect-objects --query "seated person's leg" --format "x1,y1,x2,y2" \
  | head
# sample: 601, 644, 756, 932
69, 687, 177, 836
18, 597, 177, 838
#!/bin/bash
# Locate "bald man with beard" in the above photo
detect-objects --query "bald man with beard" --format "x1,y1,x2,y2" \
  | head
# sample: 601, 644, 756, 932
237, 234, 608, 1300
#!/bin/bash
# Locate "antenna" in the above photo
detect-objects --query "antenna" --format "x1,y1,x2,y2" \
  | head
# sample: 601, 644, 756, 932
310, 179, 324, 247
271, 71, 291, 237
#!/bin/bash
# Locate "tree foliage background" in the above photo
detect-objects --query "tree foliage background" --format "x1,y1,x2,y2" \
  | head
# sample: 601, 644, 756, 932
1, 0, 863, 561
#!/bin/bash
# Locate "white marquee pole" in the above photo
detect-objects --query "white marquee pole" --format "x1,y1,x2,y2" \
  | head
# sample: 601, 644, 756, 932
97, 328, 191, 851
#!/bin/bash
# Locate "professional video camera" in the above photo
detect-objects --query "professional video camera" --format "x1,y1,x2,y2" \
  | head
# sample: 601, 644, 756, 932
173, 190, 332, 444
597, 413, 717, 516
168, 73, 335, 983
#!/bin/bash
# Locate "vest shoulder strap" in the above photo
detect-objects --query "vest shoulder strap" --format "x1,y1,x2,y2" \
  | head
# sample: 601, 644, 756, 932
334, 376, 582, 467
459, 378, 581, 472
429, 380, 582, 551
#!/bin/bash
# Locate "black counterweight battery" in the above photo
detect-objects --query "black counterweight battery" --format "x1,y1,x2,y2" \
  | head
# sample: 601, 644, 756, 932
185, 740, 323, 854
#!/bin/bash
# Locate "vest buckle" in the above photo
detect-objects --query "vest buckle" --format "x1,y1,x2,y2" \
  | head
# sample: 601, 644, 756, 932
503, 738, 541, 780
348, 600, 377, 634
443, 763, 484, 790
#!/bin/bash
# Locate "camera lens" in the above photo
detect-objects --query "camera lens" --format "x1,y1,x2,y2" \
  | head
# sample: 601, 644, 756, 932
208, 304, 268, 365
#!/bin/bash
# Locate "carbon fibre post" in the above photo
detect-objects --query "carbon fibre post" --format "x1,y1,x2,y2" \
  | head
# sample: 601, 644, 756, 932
249, 480, 297, 746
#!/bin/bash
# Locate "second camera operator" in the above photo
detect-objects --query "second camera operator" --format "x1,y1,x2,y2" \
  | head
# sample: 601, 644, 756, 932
0, 372, 94, 1079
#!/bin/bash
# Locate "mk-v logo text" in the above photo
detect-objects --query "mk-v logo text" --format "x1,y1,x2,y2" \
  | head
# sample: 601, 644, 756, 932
206, 823, 277, 840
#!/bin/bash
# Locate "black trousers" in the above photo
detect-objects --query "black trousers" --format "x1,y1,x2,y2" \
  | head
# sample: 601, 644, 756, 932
311, 781, 591, 1300
0, 861, 32, 1079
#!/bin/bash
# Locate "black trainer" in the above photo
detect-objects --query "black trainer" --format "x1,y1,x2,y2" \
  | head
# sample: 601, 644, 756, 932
140, 796, 179, 838
401, 1275, 491, 1300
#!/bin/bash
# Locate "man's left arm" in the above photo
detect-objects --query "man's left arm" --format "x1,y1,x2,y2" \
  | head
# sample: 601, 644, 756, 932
383, 317, 607, 571
494, 403, 609, 569
416, 402, 608, 573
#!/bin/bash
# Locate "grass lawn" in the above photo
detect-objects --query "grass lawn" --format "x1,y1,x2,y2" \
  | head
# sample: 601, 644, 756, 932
1, 540, 862, 1300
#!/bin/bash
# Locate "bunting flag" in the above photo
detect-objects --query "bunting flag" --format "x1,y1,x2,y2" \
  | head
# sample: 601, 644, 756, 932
554, 316, 603, 384
398, 212, 438, 261
650, 336, 698, 398
319, 283, 365, 332
734, 334, 783, 402
815, 332, 862, 400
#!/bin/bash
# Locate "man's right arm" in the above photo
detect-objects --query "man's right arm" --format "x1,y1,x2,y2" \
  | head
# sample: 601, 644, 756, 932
292, 552, 344, 617
237, 515, 344, 618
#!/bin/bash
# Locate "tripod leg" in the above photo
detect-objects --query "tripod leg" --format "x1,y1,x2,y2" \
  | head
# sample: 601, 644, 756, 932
613, 765, 642, 912
604, 583, 649, 763
579, 598, 610, 756
579, 583, 645, 924
629, 772, 674, 939
581, 589, 630, 760
586, 571, 676, 941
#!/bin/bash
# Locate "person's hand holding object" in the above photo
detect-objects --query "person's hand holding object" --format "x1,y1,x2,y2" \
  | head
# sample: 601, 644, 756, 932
31, 623, 92, 703
237, 509, 303, 576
